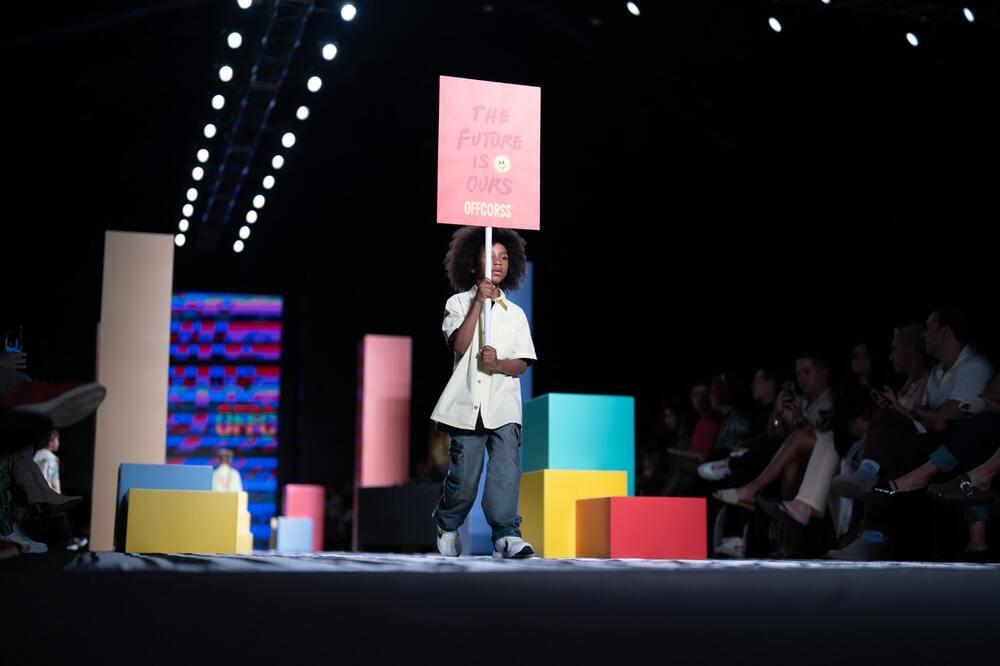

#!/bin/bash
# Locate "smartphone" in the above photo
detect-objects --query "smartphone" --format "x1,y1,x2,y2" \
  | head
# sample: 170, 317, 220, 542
861, 379, 884, 402
781, 380, 797, 397
3, 326, 21, 353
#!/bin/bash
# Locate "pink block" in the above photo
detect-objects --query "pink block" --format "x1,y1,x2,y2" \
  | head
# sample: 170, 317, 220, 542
436, 76, 541, 231
355, 335, 412, 488
353, 335, 412, 550
283, 484, 325, 552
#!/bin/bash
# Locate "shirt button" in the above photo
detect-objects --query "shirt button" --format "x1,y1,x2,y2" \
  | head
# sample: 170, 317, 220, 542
474, 405, 479, 410
477, 380, 482, 384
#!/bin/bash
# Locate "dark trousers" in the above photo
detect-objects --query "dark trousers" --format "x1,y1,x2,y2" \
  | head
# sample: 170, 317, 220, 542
726, 433, 784, 488
863, 409, 946, 533
936, 412, 1000, 471
717, 434, 785, 544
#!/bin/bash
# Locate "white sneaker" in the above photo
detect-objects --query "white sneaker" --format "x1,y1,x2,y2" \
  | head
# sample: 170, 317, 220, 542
436, 527, 462, 557
698, 459, 731, 482
493, 536, 535, 560
714, 536, 745, 559
1, 524, 48, 554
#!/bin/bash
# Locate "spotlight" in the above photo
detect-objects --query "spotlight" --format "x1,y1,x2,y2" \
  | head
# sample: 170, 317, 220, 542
322, 43, 338, 60
227, 32, 243, 49
175, 233, 186, 247
239, 225, 251, 240
178, 219, 189, 232
197, 149, 209, 163
282, 132, 296, 148
253, 194, 265, 209
297, 105, 310, 121
906, 32, 919, 47
212, 94, 225, 110
272, 155, 285, 169
233, 240, 245, 253
626, 2, 640, 16
219, 65, 234, 82
182, 204, 194, 217
192, 166, 204, 181
246, 210, 258, 224
769, 17, 782, 33
341, 4, 357, 21
307, 76, 323, 92
204, 123, 217, 138
263, 175, 275, 190
186, 187, 198, 202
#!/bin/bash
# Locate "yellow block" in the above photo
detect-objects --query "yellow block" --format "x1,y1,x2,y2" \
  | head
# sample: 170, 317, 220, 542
126, 489, 249, 554
519, 470, 628, 558
238, 509, 251, 534
237, 531, 254, 554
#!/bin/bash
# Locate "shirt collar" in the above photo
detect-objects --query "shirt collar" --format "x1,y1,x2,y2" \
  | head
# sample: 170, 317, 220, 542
954, 345, 973, 368
937, 345, 973, 376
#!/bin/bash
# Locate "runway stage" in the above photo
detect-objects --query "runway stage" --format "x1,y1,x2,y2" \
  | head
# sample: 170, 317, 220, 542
8, 552, 999, 665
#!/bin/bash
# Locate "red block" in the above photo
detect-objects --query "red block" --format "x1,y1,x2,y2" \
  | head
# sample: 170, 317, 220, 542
576, 497, 707, 559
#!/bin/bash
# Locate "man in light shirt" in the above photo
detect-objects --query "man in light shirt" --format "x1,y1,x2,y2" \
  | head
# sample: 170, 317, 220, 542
829, 308, 993, 560
33, 429, 61, 493
31, 429, 88, 551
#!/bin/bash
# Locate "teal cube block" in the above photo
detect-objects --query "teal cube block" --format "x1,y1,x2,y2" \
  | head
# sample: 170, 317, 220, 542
522, 393, 635, 495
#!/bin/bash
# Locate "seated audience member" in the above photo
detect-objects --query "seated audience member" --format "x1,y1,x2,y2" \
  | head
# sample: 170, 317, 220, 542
828, 308, 992, 560
713, 352, 834, 511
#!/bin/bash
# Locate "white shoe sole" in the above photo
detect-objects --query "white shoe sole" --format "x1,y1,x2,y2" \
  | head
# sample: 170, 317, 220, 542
16, 383, 107, 428
492, 544, 535, 560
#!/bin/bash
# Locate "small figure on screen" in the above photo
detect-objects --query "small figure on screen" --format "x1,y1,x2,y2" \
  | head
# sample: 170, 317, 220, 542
212, 448, 243, 493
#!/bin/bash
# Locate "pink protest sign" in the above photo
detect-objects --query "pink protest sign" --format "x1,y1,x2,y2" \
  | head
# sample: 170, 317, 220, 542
436, 76, 541, 231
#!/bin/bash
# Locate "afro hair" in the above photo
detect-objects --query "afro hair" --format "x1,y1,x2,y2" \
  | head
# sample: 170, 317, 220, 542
444, 226, 528, 292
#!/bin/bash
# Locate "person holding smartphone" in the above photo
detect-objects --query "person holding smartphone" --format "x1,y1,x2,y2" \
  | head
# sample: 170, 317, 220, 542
713, 353, 834, 510
2, 325, 29, 396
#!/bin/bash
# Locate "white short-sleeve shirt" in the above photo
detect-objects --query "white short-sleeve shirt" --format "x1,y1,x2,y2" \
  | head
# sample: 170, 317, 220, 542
430, 286, 537, 430
924, 346, 993, 411
911, 345, 993, 433
33, 448, 60, 494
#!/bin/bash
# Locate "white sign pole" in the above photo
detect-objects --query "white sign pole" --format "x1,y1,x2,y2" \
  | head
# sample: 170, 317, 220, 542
483, 225, 493, 348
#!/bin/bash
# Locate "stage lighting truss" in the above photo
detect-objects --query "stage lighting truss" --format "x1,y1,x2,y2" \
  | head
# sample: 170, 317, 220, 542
170, 0, 351, 252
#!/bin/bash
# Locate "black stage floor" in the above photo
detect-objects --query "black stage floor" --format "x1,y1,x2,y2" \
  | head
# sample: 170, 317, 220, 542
7, 552, 999, 665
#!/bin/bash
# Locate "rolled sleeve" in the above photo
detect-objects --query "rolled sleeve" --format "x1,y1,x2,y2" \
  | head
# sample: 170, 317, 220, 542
441, 294, 467, 347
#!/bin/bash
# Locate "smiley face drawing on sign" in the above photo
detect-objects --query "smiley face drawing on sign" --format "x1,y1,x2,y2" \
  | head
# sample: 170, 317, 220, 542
493, 154, 512, 174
